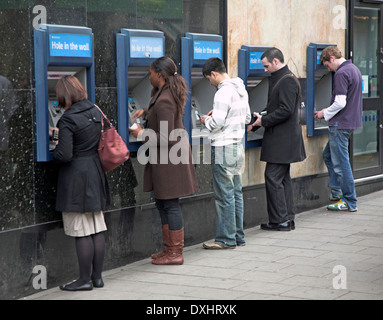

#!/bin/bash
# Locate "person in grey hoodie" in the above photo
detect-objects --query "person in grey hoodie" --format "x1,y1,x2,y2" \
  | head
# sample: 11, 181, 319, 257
200, 57, 251, 249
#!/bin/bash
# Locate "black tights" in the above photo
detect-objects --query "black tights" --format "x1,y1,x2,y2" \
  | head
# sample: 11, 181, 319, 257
67, 232, 105, 288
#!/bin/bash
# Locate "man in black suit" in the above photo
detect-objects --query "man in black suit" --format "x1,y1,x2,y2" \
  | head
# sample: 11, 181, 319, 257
249, 47, 306, 231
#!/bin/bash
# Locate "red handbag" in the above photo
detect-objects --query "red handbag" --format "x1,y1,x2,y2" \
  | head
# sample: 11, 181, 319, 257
95, 105, 130, 172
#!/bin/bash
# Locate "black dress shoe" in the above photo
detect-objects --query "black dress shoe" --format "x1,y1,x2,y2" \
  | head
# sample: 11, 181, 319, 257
261, 221, 292, 231
92, 278, 104, 288
59, 280, 93, 291
291, 220, 295, 230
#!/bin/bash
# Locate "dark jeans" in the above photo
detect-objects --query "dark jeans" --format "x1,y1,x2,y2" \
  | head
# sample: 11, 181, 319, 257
265, 163, 295, 224
155, 198, 184, 231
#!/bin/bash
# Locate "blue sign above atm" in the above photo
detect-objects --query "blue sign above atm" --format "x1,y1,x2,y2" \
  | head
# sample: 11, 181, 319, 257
193, 40, 222, 60
49, 33, 92, 57
249, 52, 264, 70
130, 36, 164, 58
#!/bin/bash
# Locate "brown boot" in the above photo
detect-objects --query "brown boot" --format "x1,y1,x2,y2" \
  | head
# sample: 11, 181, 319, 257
152, 228, 184, 265
151, 224, 169, 260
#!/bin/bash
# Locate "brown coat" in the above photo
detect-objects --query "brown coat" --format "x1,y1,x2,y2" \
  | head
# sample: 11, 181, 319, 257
143, 84, 199, 199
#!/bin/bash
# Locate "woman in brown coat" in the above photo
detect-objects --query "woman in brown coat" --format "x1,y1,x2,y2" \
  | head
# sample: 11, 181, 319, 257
130, 56, 199, 265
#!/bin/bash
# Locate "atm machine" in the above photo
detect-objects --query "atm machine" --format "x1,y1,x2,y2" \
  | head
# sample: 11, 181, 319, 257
34, 24, 95, 162
238, 45, 271, 149
306, 42, 337, 136
116, 29, 165, 152
178, 32, 223, 144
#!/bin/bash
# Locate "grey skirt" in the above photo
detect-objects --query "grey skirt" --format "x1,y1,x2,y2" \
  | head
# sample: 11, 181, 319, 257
62, 211, 107, 237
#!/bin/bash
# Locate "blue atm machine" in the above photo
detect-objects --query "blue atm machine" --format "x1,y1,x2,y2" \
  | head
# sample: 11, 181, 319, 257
179, 32, 223, 144
238, 45, 271, 149
34, 24, 95, 162
306, 42, 337, 136
116, 29, 165, 152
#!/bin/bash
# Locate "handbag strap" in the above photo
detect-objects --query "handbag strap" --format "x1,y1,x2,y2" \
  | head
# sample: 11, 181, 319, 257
94, 104, 113, 131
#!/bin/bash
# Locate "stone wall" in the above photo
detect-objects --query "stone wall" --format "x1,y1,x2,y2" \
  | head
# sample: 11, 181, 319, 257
226, 0, 346, 186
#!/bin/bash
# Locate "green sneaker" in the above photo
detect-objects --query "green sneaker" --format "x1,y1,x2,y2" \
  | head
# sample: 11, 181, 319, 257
329, 194, 343, 201
327, 199, 358, 212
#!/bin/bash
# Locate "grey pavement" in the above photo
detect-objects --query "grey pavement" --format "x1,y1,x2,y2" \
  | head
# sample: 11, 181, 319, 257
22, 190, 383, 300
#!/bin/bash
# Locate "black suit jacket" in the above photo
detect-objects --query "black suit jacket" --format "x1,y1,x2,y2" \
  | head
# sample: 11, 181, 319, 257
260, 66, 306, 164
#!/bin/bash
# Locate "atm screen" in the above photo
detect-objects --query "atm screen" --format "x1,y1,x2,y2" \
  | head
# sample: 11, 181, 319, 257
317, 50, 323, 65
48, 98, 64, 151
191, 97, 209, 139
191, 98, 202, 130
48, 98, 63, 126
127, 96, 146, 142
314, 72, 332, 130
128, 97, 139, 125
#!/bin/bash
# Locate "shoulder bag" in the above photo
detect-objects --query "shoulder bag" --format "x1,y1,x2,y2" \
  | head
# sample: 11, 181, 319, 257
94, 105, 130, 172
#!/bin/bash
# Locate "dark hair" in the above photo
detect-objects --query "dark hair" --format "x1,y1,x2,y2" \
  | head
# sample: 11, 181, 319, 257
320, 46, 342, 64
202, 57, 227, 77
150, 56, 188, 117
55, 76, 87, 109
261, 47, 285, 64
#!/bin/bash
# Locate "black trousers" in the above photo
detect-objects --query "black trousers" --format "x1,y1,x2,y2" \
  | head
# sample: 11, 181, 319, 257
264, 163, 295, 224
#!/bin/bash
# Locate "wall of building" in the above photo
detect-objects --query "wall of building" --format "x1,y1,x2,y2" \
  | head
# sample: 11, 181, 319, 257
227, 0, 346, 186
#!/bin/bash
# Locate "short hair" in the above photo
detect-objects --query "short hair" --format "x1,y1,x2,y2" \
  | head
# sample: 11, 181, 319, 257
55, 76, 87, 109
261, 47, 285, 64
320, 46, 342, 64
202, 57, 227, 77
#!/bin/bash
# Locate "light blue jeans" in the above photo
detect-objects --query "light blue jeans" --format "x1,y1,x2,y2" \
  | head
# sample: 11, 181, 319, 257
211, 143, 245, 246
323, 125, 357, 210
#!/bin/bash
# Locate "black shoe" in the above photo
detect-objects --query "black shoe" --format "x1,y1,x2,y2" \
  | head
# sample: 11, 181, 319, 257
92, 278, 104, 288
59, 280, 93, 291
291, 220, 295, 230
261, 221, 292, 231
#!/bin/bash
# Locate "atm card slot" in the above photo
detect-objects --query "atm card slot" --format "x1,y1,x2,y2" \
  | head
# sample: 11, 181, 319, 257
247, 80, 262, 87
